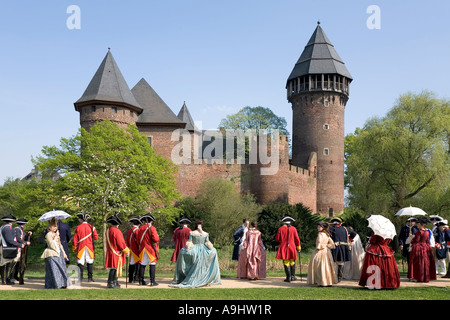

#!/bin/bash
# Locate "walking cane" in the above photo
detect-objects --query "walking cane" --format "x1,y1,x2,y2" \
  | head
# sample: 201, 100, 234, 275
125, 253, 129, 289
298, 250, 302, 281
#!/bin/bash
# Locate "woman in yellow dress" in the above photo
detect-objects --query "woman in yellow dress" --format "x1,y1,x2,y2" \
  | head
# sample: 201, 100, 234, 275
307, 222, 337, 287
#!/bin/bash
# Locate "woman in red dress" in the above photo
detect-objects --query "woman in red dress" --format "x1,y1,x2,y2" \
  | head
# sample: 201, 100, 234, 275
407, 217, 436, 282
359, 232, 400, 289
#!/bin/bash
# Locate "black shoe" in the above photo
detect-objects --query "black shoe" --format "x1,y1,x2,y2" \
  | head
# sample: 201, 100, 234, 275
290, 265, 297, 281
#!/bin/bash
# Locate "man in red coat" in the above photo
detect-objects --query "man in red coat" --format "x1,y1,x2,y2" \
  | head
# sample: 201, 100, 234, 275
72, 213, 99, 282
126, 216, 141, 283
171, 216, 192, 262
276, 215, 301, 282
105, 213, 130, 289
137, 212, 160, 286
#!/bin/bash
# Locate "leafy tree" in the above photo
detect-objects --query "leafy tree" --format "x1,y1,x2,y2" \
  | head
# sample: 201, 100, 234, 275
186, 178, 261, 247
345, 91, 450, 220
33, 120, 179, 260
219, 106, 289, 136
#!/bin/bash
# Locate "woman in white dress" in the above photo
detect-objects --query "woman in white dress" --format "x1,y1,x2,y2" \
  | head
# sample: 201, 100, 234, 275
343, 229, 366, 280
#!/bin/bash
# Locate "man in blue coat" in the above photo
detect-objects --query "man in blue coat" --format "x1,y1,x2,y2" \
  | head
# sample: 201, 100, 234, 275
398, 217, 419, 263
232, 218, 249, 261
0, 214, 25, 285
329, 217, 356, 282
58, 220, 72, 265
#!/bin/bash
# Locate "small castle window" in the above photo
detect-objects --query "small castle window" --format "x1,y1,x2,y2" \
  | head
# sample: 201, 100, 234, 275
148, 136, 153, 147
112, 107, 117, 113
91, 106, 96, 112
323, 148, 329, 155
324, 100, 329, 107
323, 123, 329, 130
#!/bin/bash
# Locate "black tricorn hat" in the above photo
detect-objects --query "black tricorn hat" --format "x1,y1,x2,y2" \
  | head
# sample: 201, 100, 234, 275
317, 221, 329, 228
76, 213, 90, 221
106, 213, 122, 225
280, 215, 295, 223
16, 218, 29, 225
128, 216, 141, 225
330, 217, 343, 224
417, 216, 431, 224
178, 216, 192, 224
141, 212, 156, 223
1, 214, 16, 222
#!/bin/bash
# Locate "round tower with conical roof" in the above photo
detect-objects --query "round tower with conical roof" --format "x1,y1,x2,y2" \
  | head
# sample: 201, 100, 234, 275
74, 49, 143, 130
286, 22, 352, 216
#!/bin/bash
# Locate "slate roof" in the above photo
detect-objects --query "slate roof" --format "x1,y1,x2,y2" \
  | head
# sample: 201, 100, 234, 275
177, 102, 198, 131
287, 22, 352, 83
131, 78, 185, 126
74, 50, 142, 111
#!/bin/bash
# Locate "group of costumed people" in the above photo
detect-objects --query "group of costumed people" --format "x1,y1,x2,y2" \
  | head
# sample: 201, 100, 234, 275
1, 211, 449, 290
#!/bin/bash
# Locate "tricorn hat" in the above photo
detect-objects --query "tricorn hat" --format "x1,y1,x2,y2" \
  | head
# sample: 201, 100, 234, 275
16, 218, 29, 225
417, 216, 431, 224
178, 216, 192, 224
330, 217, 343, 224
1, 214, 16, 222
280, 215, 295, 223
128, 216, 142, 225
141, 212, 156, 223
76, 213, 90, 221
106, 213, 122, 225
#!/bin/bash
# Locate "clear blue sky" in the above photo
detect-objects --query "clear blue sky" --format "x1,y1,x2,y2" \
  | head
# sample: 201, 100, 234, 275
1, 0, 449, 183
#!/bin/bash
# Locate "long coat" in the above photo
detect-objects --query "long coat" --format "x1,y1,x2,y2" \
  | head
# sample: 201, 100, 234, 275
126, 225, 140, 263
232, 225, 248, 260
105, 226, 128, 273
275, 224, 301, 260
137, 223, 160, 263
329, 224, 356, 262
72, 222, 99, 259
171, 226, 191, 262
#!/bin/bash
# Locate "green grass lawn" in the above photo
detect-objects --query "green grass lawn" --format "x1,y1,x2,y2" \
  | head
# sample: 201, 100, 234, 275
2, 244, 449, 301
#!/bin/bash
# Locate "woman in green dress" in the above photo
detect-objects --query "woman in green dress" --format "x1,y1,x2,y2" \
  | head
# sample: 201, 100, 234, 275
170, 220, 221, 288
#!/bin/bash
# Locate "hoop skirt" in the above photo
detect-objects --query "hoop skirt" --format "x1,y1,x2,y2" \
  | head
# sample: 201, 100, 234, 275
170, 231, 221, 288
307, 232, 337, 286
237, 228, 266, 280
343, 234, 365, 280
407, 230, 436, 282
359, 233, 400, 289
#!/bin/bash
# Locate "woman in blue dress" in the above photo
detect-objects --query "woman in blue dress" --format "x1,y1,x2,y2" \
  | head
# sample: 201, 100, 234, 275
170, 220, 221, 288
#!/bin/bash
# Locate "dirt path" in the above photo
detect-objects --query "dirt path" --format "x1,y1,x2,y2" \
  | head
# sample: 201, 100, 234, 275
1, 276, 449, 290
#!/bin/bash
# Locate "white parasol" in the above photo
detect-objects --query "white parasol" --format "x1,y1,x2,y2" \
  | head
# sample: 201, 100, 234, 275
38, 210, 71, 222
394, 206, 427, 217
367, 215, 397, 240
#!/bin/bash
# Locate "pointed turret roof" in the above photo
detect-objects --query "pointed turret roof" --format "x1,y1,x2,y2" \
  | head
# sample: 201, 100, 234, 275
287, 22, 352, 83
74, 50, 142, 112
177, 102, 197, 131
131, 78, 185, 126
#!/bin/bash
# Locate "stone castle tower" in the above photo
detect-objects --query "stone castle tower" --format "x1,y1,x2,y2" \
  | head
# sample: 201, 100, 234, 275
286, 22, 352, 215
73, 23, 350, 216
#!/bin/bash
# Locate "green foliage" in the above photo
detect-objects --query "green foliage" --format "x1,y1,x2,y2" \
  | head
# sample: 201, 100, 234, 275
257, 202, 322, 251
219, 106, 289, 137
174, 178, 261, 247
345, 90, 450, 219
32, 120, 180, 258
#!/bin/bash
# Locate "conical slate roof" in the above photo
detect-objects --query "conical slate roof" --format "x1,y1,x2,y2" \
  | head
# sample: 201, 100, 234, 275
287, 22, 352, 83
74, 50, 142, 111
177, 102, 197, 131
131, 78, 185, 126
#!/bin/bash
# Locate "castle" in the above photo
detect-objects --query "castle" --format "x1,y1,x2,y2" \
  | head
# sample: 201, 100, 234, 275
73, 22, 352, 216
